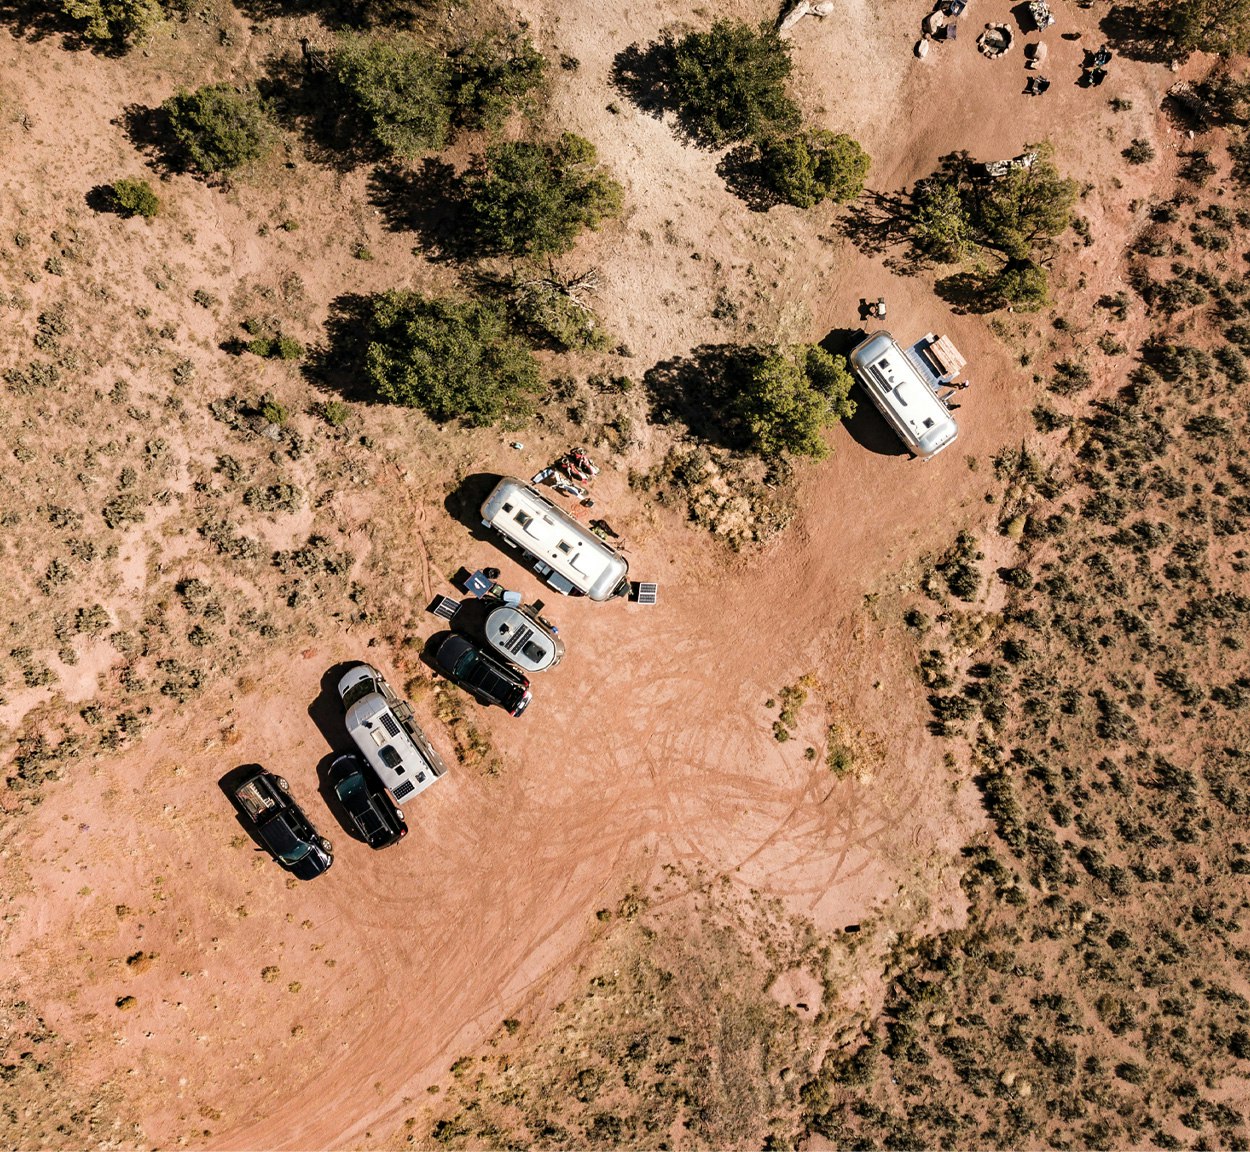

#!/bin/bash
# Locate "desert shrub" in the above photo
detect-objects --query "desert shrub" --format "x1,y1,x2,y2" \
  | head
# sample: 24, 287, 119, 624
936, 531, 982, 600
1049, 359, 1092, 396
243, 483, 301, 513
328, 33, 451, 158
319, 399, 351, 427
756, 130, 871, 208
162, 84, 277, 175
448, 31, 546, 132
1099, 290, 1130, 319
463, 134, 623, 257
106, 178, 160, 218
734, 344, 856, 459
60, 0, 163, 47
1135, 265, 1209, 315
1124, 138, 1156, 165
357, 290, 542, 425
247, 334, 304, 361
1180, 149, 1218, 185
1184, 412, 1232, 438
101, 493, 145, 529
1097, 330, 1128, 356
668, 20, 800, 146
258, 399, 288, 425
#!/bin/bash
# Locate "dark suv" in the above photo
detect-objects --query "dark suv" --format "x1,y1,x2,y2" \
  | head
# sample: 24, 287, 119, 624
232, 767, 333, 879
435, 634, 532, 717
328, 751, 408, 849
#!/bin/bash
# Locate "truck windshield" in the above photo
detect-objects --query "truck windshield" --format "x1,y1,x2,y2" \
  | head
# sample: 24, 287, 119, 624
341, 677, 377, 709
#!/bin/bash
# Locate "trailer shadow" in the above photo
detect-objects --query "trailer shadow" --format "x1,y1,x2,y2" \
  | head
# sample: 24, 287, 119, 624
308, 662, 357, 754
444, 472, 502, 543
820, 326, 867, 360
445, 472, 502, 532
841, 383, 910, 458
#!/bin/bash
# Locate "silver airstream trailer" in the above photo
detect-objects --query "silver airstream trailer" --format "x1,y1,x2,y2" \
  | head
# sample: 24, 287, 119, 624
849, 331, 959, 460
481, 477, 629, 601
483, 601, 565, 673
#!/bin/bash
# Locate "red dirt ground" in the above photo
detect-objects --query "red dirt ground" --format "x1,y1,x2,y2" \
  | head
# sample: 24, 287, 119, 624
0, 0, 1187, 1146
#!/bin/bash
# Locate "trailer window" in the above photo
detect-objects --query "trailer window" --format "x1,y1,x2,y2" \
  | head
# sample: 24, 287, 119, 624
514, 511, 533, 529
379, 745, 404, 771
557, 541, 572, 555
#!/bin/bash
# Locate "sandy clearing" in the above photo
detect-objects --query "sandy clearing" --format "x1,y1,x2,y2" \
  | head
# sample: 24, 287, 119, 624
0, 0, 1184, 1146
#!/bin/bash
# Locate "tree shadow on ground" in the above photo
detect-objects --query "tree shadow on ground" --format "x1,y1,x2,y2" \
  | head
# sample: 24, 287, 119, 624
117, 102, 199, 179
0, 0, 75, 43
258, 51, 377, 173
84, 185, 117, 214
643, 344, 757, 452
609, 38, 678, 123
841, 383, 910, 458
1099, 4, 1176, 63
0, 0, 147, 53
716, 144, 783, 212
303, 293, 376, 401
935, 271, 999, 315
232, 0, 425, 28
366, 159, 467, 259
835, 188, 914, 262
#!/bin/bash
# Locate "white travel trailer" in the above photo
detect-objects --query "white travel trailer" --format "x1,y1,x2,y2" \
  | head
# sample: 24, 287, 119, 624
849, 330, 960, 460
337, 663, 448, 802
481, 477, 629, 601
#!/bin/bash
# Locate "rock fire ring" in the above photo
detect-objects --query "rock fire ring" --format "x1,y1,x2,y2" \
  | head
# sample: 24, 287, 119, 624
977, 23, 1013, 57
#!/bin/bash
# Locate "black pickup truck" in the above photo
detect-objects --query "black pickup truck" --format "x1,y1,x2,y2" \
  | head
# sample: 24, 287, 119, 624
233, 767, 333, 880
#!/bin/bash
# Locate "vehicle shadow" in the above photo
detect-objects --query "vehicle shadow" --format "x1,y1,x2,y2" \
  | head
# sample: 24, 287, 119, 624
420, 629, 454, 677
841, 383, 910, 458
444, 472, 502, 542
